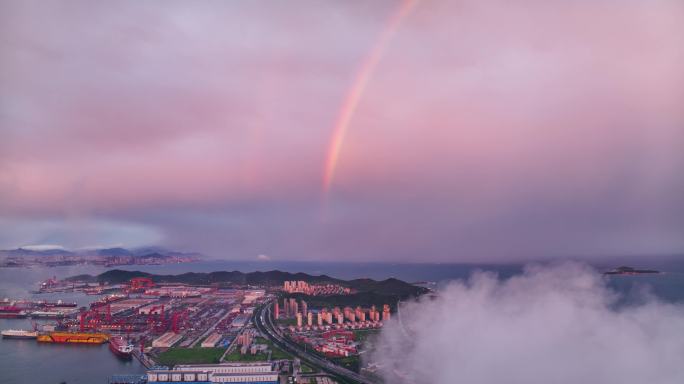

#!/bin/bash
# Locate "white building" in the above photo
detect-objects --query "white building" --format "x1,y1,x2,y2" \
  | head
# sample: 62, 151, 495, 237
148, 362, 278, 383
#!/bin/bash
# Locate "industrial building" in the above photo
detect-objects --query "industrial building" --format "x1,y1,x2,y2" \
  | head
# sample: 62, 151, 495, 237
241, 290, 265, 305
152, 331, 183, 348
231, 314, 250, 328
175, 362, 274, 374
200, 332, 222, 348
147, 363, 278, 383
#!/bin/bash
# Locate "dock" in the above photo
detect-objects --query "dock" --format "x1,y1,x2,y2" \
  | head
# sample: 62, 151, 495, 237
132, 349, 156, 369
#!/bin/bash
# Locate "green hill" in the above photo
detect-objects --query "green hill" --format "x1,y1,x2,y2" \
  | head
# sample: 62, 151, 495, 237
66, 269, 428, 306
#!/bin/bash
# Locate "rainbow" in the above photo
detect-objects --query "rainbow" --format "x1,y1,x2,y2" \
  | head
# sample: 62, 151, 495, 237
322, 0, 418, 195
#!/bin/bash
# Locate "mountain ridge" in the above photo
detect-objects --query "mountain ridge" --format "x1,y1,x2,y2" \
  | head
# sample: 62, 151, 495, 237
0, 246, 201, 259
66, 269, 429, 300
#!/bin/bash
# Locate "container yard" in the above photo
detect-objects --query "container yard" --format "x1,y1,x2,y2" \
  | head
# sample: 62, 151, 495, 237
1, 276, 272, 372
1, 274, 377, 384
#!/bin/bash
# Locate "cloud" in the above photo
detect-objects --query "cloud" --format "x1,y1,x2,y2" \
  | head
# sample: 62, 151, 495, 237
372, 263, 684, 384
0, 0, 682, 261
0, 217, 162, 250
256, 254, 272, 261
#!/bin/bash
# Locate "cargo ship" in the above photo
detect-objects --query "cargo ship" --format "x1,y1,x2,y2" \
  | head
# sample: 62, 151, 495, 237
0, 306, 27, 319
108, 336, 134, 358
29, 310, 67, 319
42, 300, 78, 308
1, 329, 38, 339
37, 331, 109, 344
91, 294, 127, 309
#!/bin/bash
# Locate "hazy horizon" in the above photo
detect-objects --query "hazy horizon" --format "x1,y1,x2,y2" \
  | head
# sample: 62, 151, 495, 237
3, 243, 684, 267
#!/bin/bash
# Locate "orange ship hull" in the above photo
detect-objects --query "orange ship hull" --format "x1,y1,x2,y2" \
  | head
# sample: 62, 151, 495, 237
37, 332, 109, 344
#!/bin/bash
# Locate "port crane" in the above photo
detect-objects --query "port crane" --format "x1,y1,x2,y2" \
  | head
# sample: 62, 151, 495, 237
126, 277, 154, 294
79, 305, 111, 332
170, 309, 189, 333
146, 304, 166, 333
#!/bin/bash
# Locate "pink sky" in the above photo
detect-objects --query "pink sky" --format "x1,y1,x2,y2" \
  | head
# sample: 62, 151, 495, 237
1, 0, 682, 261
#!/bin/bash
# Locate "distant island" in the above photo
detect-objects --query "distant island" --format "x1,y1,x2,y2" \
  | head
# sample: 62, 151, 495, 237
603, 266, 661, 275
0, 246, 201, 268
66, 269, 429, 308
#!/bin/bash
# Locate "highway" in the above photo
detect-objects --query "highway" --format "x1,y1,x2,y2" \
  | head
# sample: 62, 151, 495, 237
253, 300, 375, 384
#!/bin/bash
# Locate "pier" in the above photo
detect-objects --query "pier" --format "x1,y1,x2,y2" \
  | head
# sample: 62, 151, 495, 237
132, 349, 156, 369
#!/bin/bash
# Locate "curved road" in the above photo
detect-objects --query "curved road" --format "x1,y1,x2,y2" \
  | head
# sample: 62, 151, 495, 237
254, 300, 375, 384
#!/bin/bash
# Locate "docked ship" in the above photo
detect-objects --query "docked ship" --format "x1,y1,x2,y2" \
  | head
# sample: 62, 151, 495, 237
90, 294, 127, 309
1, 329, 38, 339
37, 331, 109, 344
29, 310, 67, 319
108, 336, 134, 358
84, 287, 105, 295
42, 300, 78, 308
0, 306, 27, 319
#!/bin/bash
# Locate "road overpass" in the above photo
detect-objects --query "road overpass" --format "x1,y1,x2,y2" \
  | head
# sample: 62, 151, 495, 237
253, 300, 375, 384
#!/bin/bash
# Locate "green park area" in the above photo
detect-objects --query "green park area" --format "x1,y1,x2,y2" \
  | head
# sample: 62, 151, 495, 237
224, 349, 269, 362
300, 363, 316, 373
257, 337, 293, 360
156, 347, 225, 366
353, 329, 381, 344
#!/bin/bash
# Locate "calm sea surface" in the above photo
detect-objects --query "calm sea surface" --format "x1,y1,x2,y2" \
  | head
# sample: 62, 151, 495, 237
1, 258, 683, 383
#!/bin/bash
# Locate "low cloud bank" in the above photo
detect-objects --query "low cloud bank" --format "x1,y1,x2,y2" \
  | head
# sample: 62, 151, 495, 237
372, 263, 684, 384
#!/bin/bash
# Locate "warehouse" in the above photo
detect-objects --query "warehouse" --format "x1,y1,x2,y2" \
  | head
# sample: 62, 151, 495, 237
147, 363, 278, 383
200, 332, 222, 348
152, 331, 183, 348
